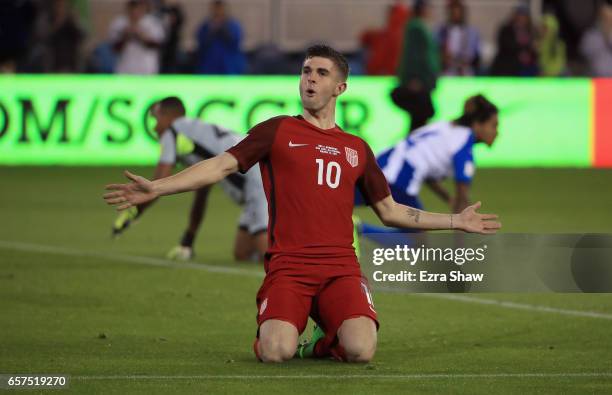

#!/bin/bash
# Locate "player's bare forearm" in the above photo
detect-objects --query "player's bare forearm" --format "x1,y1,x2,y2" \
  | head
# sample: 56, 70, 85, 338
374, 197, 456, 230
453, 182, 470, 214
372, 195, 501, 234
187, 187, 210, 233
152, 153, 238, 197
104, 153, 239, 211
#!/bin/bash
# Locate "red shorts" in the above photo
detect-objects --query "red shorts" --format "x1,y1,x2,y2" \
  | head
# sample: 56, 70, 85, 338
255, 262, 378, 338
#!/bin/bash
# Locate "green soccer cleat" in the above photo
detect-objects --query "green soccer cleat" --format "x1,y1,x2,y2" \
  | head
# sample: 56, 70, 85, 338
295, 325, 326, 359
111, 206, 139, 237
166, 245, 194, 261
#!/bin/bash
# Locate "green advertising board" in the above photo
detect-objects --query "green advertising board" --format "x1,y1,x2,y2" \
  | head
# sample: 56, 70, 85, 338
0, 75, 591, 167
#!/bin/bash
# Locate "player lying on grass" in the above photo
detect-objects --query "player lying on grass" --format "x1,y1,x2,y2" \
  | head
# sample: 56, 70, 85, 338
104, 45, 501, 363
356, 94, 499, 234
111, 96, 268, 261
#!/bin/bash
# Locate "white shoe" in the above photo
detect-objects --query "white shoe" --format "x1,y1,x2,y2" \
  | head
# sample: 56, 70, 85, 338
166, 246, 194, 261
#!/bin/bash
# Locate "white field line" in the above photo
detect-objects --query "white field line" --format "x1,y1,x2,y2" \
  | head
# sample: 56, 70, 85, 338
2, 239, 612, 321
72, 373, 612, 380
418, 293, 612, 320
375, 286, 612, 320
0, 239, 263, 278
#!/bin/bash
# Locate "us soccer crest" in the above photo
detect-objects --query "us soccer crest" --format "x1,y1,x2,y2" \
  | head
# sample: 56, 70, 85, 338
345, 147, 358, 167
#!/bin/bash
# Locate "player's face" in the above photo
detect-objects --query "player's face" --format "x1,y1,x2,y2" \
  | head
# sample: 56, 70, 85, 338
474, 114, 499, 146
299, 57, 346, 112
210, 2, 226, 21
449, 4, 464, 24
151, 104, 171, 138
128, 3, 146, 22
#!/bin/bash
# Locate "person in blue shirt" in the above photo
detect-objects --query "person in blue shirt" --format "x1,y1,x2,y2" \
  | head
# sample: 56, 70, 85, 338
195, 0, 245, 74
358, 94, 498, 233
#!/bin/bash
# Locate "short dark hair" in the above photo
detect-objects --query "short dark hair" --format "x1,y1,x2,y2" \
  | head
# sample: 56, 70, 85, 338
304, 44, 350, 81
413, 0, 429, 17
456, 94, 498, 126
158, 96, 186, 116
127, 0, 144, 9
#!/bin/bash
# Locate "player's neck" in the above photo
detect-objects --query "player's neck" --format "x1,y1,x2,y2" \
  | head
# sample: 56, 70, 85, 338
301, 106, 336, 130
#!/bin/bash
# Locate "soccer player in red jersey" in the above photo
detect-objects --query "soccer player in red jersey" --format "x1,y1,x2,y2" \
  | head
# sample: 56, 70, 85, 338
104, 45, 501, 363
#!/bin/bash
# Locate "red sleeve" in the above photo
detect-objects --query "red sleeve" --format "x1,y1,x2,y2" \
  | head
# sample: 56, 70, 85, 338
226, 116, 284, 173
357, 140, 391, 205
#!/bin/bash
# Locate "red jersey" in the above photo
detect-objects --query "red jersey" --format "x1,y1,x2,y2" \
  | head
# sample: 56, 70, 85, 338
226, 115, 390, 267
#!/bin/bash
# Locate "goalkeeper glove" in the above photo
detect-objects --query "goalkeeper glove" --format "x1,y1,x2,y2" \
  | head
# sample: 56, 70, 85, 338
111, 206, 140, 237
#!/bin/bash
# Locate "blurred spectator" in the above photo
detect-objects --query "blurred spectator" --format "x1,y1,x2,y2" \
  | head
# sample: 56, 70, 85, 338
392, 0, 440, 133
195, 0, 245, 74
36, 0, 85, 73
86, 42, 116, 74
108, 0, 165, 74
580, 2, 612, 77
490, 5, 539, 76
543, 0, 600, 70
0, 0, 37, 73
247, 43, 291, 74
360, 1, 409, 76
435, 0, 481, 76
159, 1, 184, 73
537, 13, 566, 76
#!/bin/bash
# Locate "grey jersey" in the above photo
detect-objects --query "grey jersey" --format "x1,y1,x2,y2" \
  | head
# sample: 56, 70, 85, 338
158, 117, 250, 204
159, 117, 242, 166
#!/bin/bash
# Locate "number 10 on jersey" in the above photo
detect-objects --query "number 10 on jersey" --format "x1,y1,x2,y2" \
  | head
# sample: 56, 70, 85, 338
316, 159, 341, 189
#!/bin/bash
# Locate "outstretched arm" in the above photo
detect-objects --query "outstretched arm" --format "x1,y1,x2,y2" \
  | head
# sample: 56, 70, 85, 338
453, 181, 470, 214
153, 152, 238, 196
371, 195, 501, 234
104, 152, 239, 210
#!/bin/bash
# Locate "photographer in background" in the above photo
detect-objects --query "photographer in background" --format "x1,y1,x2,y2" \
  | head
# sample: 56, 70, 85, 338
108, 0, 165, 74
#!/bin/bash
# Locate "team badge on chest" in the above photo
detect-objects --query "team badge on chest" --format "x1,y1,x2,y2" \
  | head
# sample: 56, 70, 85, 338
345, 147, 359, 167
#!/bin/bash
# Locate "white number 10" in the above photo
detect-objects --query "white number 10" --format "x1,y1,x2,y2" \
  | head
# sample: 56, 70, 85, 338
316, 159, 341, 189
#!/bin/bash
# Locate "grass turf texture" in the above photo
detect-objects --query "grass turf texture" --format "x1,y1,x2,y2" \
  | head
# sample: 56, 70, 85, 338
0, 167, 611, 394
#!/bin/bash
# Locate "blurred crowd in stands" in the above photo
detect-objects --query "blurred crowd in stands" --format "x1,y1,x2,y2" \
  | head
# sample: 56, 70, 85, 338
1, 0, 612, 79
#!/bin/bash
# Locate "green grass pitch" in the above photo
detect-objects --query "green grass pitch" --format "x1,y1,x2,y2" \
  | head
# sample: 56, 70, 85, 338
1, 167, 611, 394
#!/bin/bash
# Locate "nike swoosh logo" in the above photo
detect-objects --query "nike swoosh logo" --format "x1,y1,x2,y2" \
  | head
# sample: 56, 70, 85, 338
288, 141, 309, 147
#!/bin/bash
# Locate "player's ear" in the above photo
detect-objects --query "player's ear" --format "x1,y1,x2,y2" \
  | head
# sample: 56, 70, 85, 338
335, 81, 347, 97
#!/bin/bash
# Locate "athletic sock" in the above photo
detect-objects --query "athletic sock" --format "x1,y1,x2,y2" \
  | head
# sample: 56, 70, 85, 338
180, 231, 195, 248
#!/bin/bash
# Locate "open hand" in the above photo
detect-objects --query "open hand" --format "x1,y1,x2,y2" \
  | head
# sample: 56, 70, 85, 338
104, 171, 157, 211
457, 201, 501, 234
